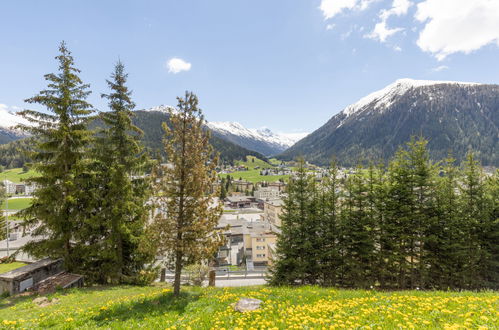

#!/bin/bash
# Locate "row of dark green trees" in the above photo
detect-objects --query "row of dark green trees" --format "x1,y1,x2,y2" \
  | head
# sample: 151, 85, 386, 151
271, 138, 499, 290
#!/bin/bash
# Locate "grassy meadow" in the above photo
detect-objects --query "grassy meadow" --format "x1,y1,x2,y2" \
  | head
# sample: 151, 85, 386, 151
223, 156, 290, 183
0, 285, 497, 329
1, 198, 32, 210
1, 168, 38, 184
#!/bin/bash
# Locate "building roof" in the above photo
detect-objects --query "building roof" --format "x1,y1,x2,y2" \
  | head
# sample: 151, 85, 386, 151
0, 258, 60, 279
226, 196, 253, 203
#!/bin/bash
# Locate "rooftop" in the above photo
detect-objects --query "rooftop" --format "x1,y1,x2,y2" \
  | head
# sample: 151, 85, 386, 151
0, 258, 60, 279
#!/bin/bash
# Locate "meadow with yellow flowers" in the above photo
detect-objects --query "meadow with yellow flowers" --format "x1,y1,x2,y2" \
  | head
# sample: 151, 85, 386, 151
0, 285, 497, 329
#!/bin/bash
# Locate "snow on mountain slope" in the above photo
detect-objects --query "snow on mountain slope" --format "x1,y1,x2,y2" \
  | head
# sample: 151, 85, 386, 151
279, 78, 498, 166
0, 104, 30, 144
207, 122, 303, 148
343, 78, 480, 117
0, 104, 28, 129
144, 105, 307, 156
143, 104, 176, 114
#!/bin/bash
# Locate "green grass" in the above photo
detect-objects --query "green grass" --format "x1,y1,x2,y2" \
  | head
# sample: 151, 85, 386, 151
1, 168, 39, 184
221, 156, 289, 183
236, 156, 273, 170
0, 285, 497, 329
226, 169, 289, 183
1, 198, 32, 210
0, 262, 26, 274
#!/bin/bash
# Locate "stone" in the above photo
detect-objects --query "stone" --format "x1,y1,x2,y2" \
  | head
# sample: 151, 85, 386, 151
33, 297, 49, 305
234, 298, 262, 312
33, 296, 59, 307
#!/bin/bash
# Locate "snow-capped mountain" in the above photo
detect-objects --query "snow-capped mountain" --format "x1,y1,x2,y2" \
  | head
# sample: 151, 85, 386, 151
207, 121, 306, 156
342, 78, 479, 118
143, 105, 307, 156
280, 78, 499, 166
0, 105, 29, 144
143, 104, 176, 114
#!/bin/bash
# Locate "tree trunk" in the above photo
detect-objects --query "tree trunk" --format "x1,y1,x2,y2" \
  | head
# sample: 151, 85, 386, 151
173, 250, 183, 296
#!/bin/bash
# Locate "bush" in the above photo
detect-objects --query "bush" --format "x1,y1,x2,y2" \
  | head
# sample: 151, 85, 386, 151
184, 264, 209, 286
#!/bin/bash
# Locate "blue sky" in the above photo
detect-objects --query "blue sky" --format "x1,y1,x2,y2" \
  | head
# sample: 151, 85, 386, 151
1, 0, 498, 134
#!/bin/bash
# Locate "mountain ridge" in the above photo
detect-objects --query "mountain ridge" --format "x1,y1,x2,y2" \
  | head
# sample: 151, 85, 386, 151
278, 78, 499, 166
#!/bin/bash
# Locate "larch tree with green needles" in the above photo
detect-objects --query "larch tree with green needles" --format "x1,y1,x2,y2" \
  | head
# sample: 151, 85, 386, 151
150, 91, 223, 297
15, 42, 94, 271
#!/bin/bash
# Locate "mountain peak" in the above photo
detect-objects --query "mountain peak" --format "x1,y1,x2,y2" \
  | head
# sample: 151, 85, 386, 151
143, 105, 175, 113
343, 78, 481, 117
279, 80, 498, 166
206, 121, 305, 156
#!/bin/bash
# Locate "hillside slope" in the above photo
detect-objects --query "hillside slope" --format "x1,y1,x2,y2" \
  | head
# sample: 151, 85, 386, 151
0, 108, 268, 167
207, 121, 304, 156
279, 79, 499, 166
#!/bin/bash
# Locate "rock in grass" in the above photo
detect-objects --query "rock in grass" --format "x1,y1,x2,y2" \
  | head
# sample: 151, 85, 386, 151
33, 296, 59, 307
234, 298, 262, 312
33, 297, 49, 305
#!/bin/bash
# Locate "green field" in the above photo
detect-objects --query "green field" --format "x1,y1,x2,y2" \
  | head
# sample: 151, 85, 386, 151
227, 169, 289, 183
235, 156, 273, 170
223, 156, 289, 183
1, 198, 32, 210
0, 285, 497, 329
0, 168, 38, 184
0, 262, 26, 274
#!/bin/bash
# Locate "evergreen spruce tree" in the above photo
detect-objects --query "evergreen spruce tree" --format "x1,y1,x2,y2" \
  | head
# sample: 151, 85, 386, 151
431, 155, 462, 289
150, 91, 223, 297
319, 160, 342, 286
16, 42, 94, 271
484, 170, 499, 289
220, 178, 227, 199
270, 158, 316, 285
341, 165, 375, 288
459, 153, 488, 289
406, 137, 437, 289
385, 145, 415, 289
85, 61, 153, 283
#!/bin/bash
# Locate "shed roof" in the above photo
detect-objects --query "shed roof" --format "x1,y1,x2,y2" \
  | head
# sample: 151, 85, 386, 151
0, 258, 61, 280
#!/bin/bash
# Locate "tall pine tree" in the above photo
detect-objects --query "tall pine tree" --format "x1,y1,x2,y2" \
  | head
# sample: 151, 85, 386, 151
83, 61, 153, 283
16, 42, 94, 271
270, 158, 317, 285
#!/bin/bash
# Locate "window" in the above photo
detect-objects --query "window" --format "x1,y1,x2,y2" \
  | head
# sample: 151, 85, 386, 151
256, 245, 265, 250
256, 254, 266, 258
256, 238, 266, 242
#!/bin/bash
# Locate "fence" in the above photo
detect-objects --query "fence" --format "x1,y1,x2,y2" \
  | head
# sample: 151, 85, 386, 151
159, 266, 268, 282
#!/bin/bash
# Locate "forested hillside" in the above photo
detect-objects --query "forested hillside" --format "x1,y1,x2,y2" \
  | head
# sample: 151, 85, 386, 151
0, 111, 267, 168
279, 79, 499, 166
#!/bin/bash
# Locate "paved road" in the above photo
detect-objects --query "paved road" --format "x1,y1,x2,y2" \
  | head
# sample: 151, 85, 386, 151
214, 278, 267, 287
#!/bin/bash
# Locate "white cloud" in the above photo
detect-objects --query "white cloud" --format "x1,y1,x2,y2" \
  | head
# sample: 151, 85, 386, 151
319, 0, 357, 19
326, 23, 335, 30
366, 21, 404, 42
416, 0, 499, 60
432, 65, 449, 72
380, 0, 412, 20
166, 57, 192, 74
319, 0, 378, 19
394, 45, 402, 52
366, 0, 412, 42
